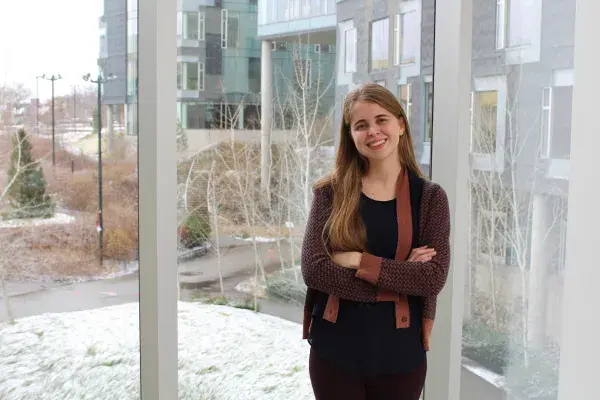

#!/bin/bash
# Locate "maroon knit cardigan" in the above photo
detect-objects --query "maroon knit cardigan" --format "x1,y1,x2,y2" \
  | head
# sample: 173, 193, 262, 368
301, 174, 451, 351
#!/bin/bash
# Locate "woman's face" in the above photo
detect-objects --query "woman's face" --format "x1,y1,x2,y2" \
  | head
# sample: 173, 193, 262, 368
349, 101, 404, 162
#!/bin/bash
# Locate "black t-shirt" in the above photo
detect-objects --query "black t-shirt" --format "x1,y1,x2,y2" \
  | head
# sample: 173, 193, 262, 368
308, 192, 426, 376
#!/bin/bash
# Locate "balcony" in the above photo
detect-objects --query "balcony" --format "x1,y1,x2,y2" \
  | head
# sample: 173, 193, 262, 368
257, 0, 336, 41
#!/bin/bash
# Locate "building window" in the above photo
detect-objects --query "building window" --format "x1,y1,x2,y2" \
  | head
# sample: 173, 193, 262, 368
424, 79, 433, 142
476, 208, 508, 264
541, 87, 552, 157
471, 90, 498, 154
344, 28, 357, 73
198, 12, 205, 41
541, 69, 573, 160
198, 62, 205, 91
394, 11, 418, 66
228, 15, 239, 48
180, 62, 204, 91
370, 18, 389, 71
496, 0, 535, 49
221, 9, 228, 48
496, 0, 506, 49
398, 83, 412, 127
248, 57, 261, 93
177, 62, 182, 90
220, 10, 239, 48
183, 12, 200, 40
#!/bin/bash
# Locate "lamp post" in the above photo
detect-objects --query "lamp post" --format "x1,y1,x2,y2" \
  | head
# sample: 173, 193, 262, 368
41, 74, 62, 166
83, 72, 117, 264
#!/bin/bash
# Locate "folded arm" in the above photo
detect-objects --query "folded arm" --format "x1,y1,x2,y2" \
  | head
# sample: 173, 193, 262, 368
355, 185, 451, 298
301, 186, 377, 302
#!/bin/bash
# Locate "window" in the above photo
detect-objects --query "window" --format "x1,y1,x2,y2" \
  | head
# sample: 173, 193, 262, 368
248, 57, 261, 93
476, 209, 508, 263
177, 62, 182, 90
376, 80, 386, 87
424, 79, 433, 142
180, 62, 204, 91
496, 0, 506, 49
370, 18, 389, 70
398, 83, 412, 126
221, 9, 228, 48
227, 15, 239, 48
394, 14, 401, 65
394, 11, 418, 65
183, 12, 198, 40
496, 0, 537, 49
471, 90, 498, 154
541, 70, 573, 160
344, 28, 357, 73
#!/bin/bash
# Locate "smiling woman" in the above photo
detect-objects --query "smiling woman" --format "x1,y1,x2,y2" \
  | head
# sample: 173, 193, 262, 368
302, 83, 451, 400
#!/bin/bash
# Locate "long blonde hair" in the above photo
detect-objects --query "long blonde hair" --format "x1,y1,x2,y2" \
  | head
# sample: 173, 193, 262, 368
314, 83, 424, 251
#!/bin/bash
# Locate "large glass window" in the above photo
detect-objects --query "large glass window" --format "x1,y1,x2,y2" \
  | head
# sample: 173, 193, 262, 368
370, 18, 389, 70
0, 0, 140, 397
463, 1, 575, 399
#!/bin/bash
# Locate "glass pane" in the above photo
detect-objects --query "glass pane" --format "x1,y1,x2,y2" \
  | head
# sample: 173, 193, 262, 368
0, 0, 140, 397
371, 18, 390, 71
472, 90, 498, 154
464, 1, 575, 399
176, 0, 336, 395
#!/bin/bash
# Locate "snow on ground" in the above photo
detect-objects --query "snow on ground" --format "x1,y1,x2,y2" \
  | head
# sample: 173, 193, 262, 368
0, 212, 75, 228
0, 302, 312, 400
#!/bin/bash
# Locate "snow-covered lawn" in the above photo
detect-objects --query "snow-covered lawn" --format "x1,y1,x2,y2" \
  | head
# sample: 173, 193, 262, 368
0, 212, 75, 228
0, 302, 312, 400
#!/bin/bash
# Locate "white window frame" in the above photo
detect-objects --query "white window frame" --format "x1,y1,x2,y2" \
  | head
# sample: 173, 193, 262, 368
496, 0, 507, 50
541, 86, 553, 158
394, 14, 401, 66
470, 76, 507, 172
198, 62, 205, 91
183, 11, 205, 41
221, 9, 228, 49
198, 11, 205, 41
344, 27, 357, 74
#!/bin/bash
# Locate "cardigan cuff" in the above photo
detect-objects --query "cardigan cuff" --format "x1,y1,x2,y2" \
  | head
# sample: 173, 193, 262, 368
355, 252, 383, 285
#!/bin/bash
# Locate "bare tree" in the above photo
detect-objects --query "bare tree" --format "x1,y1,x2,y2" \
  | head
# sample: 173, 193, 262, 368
468, 70, 568, 365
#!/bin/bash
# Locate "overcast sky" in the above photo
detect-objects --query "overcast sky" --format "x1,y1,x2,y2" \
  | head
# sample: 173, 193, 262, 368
0, 0, 103, 100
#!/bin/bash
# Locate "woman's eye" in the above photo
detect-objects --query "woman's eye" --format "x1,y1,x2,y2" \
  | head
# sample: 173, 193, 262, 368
377, 119, 388, 124
355, 124, 366, 130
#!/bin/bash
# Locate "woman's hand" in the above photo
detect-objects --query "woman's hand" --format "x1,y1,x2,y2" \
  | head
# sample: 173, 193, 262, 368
332, 251, 362, 270
408, 246, 436, 262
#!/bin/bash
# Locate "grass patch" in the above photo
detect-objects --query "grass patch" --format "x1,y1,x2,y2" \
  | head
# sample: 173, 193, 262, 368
189, 292, 261, 312
198, 365, 220, 375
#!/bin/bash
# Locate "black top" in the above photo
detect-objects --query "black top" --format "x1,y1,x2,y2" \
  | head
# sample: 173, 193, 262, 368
308, 173, 426, 376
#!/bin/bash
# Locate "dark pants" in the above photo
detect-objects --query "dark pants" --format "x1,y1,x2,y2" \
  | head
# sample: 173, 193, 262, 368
309, 348, 426, 400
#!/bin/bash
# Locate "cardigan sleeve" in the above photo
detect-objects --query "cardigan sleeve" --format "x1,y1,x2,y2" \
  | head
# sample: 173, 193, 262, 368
301, 186, 378, 302
355, 184, 451, 297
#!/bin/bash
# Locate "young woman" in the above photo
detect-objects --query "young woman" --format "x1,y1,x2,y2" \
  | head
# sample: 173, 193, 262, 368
301, 83, 451, 400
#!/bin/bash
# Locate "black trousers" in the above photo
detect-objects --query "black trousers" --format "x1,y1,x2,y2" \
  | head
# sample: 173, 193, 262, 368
309, 348, 426, 400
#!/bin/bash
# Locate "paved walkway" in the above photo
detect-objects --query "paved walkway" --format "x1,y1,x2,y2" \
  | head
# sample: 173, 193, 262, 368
1, 238, 304, 324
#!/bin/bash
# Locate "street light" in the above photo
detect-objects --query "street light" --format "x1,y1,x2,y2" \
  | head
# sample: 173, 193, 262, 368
83, 72, 117, 264
41, 73, 63, 166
